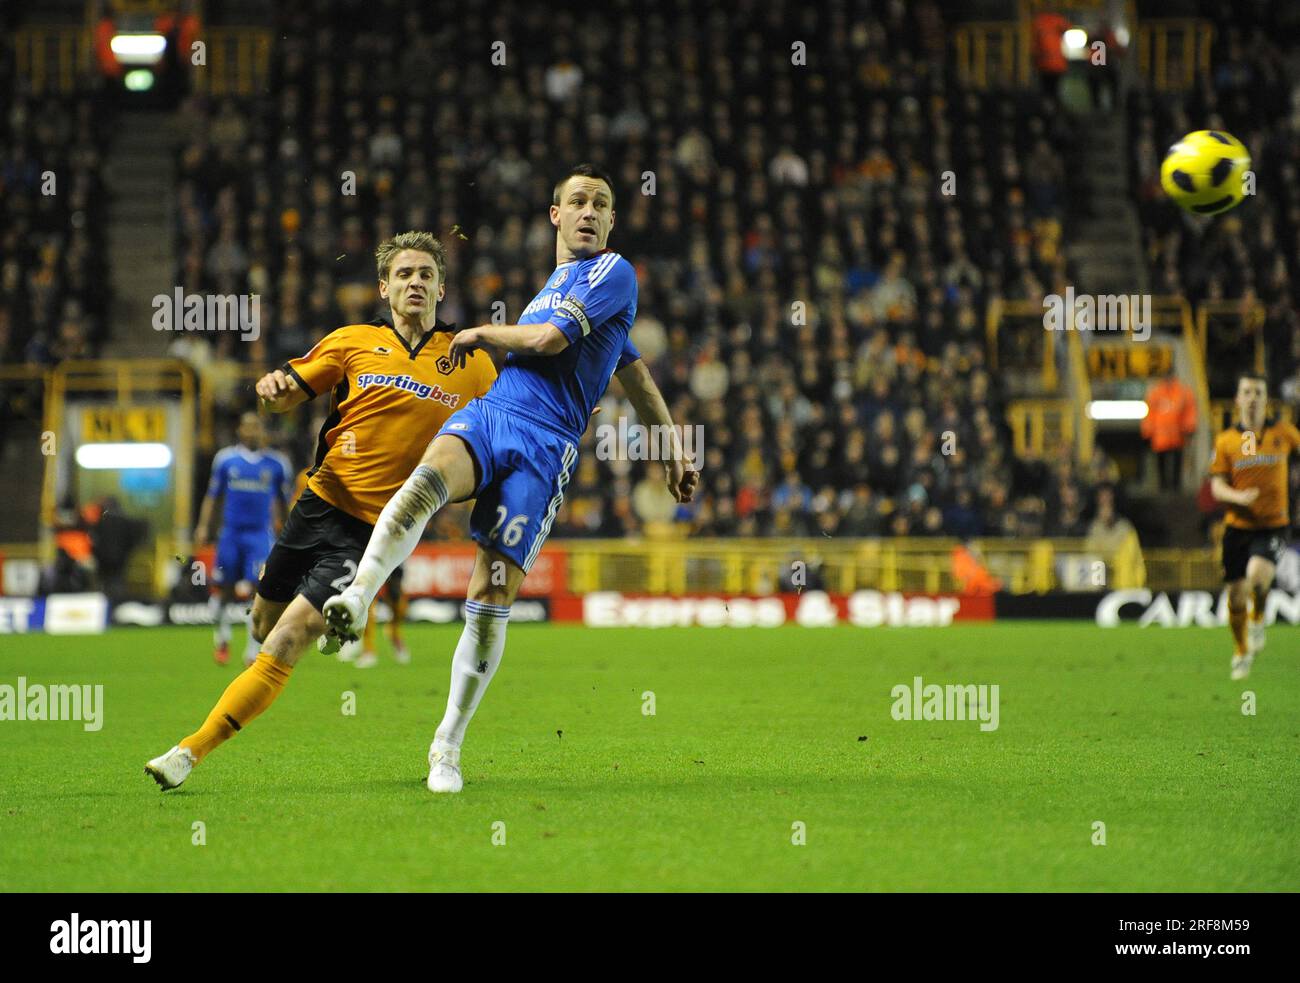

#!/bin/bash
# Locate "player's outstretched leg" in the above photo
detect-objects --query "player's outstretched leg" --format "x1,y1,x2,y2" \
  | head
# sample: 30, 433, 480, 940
145, 595, 317, 789
325, 464, 449, 639
324, 436, 477, 642
1246, 555, 1275, 659
1227, 579, 1253, 680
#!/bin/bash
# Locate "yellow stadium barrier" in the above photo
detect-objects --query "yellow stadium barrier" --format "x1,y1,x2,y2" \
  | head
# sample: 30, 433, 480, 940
1006, 400, 1074, 459
986, 298, 1058, 392
0, 530, 1227, 598
953, 21, 1025, 90
550, 533, 1153, 596
1137, 19, 1214, 92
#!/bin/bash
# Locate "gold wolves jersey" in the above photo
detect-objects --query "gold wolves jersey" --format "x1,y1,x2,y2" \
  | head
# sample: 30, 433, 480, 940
282, 317, 496, 524
1209, 419, 1300, 530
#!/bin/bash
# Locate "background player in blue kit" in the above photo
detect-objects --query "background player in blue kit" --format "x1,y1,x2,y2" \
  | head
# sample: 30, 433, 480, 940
195, 411, 291, 666
325, 164, 698, 792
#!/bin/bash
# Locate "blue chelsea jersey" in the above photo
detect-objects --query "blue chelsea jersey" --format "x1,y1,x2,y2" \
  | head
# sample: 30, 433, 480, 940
207, 445, 291, 531
482, 249, 641, 438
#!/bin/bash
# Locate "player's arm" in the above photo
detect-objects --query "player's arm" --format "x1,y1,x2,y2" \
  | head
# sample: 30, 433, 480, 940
1210, 476, 1258, 507
260, 330, 349, 411
195, 452, 227, 548
194, 492, 219, 549
615, 357, 699, 504
1209, 435, 1258, 507
255, 369, 310, 412
448, 322, 568, 367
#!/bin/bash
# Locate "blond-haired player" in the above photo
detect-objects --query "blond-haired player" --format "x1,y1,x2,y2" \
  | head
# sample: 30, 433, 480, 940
146, 232, 496, 789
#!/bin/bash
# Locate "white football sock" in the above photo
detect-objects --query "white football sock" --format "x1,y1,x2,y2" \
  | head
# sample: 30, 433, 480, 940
212, 594, 232, 646
352, 465, 449, 604
435, 600, 510, 748
242, 607, 261, 663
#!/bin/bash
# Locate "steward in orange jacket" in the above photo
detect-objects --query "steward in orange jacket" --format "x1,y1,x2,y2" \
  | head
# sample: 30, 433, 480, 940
1141, 374, 1197, 452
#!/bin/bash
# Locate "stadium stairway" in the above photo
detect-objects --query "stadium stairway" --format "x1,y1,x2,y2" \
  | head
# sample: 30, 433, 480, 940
1061, 108, 1212, 548
1065, 111, 1147, 297
103, 111, 183, 358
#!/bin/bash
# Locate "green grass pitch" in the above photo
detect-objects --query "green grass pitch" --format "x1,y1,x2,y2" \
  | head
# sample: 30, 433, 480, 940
1, 622, 1297, 891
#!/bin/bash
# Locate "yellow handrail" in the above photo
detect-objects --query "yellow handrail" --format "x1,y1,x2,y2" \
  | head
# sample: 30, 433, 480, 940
1065, 325, 1094, 464
986, 298, 1057, 392
1006, 399, 1074, 458
1138, 19, 1214, 92
953, 21, 1023, 90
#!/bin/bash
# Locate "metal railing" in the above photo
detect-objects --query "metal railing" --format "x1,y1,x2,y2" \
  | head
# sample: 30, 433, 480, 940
13, 27, 93, 94
953, 21, 1027, 90
1137, 19, 1214, 92
190, 28, 273, 97
11, 23, 269, 96
986, 298, 1058, 392
555, 535, 1149, 597
1006, 399, 1074, 459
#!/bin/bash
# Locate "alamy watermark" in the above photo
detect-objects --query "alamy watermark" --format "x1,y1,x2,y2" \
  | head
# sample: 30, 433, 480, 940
50, 914, 150, 963
594, 417, 704, 468
0, 677, 103, 731
152, 288, 260, 342
1043, 287, 1151, 342
890, 675, 999, 732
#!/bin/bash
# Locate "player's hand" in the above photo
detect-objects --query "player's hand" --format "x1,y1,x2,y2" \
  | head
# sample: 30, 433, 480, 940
193, 531, 210, 551
665, 458, 700, 503
1239, 487, 1261, 507
449, 327, 484, 369
255, 369, 295, 407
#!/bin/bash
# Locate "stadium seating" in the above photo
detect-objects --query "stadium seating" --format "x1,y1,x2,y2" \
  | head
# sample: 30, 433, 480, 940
172, 0, 1093, 541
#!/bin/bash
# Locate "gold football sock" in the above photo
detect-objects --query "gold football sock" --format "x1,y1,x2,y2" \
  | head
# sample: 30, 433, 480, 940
389, 594, 408, 647
1250, 585, 1266, 624
180, 654, 293, 763
363, 602, 377, 653
1228, 601, 1249, 656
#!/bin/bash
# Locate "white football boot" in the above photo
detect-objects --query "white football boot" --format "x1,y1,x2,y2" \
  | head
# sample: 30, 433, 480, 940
427, 742, 464, 794
145, 745, 196, 790
354, 649, 378, 669
1247, 617, 1266, 656
392, 641, 411, 665
322, 587, 368, 649
1230, 652, 1254, 681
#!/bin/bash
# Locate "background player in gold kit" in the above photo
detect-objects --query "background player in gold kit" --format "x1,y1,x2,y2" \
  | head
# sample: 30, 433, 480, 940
1209, 374, 1300, 679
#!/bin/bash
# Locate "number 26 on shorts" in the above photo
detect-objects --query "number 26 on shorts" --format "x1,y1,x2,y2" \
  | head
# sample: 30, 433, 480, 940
489, 507, 528, 548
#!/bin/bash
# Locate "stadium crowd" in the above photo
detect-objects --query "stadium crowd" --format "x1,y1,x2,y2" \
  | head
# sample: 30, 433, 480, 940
174, 0, 1118, 541
0, 12, 114, 369
2, 0, 1142, 543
